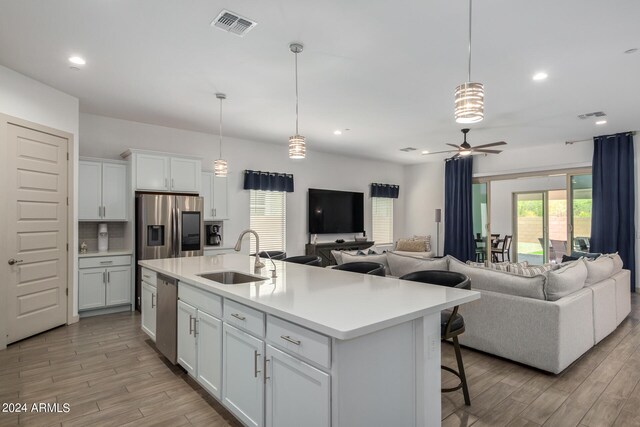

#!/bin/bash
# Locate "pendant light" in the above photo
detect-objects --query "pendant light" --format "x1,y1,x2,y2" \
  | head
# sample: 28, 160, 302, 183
288, 43, 306, 159
214, 93, 228, 177
454, 0, 484, 124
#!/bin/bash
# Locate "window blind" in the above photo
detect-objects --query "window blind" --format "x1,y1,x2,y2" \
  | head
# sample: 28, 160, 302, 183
372, 197, 393, 245
249, 190, 286, 253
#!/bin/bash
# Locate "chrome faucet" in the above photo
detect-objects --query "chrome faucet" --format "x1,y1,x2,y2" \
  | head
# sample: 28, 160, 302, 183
234, 229, 269, 271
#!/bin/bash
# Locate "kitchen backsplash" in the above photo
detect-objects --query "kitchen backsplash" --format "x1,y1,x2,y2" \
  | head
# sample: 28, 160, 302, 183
79, 222, 126, 252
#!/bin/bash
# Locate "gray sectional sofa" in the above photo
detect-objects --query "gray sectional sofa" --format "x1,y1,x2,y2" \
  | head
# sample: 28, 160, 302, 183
332, 250, 631, 374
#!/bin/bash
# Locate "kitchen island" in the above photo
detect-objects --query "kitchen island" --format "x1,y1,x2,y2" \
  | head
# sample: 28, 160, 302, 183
139, 254, 479, 427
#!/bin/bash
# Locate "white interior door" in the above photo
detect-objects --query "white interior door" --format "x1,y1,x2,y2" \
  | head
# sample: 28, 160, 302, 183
5, 123, 68, 343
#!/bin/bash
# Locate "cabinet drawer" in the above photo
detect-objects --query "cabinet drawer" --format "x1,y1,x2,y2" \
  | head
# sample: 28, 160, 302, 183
79, 255, 131, 269
266, 315, 331, 369
178, 283, 222, 318
223, 299, 265, 338
141, 267, 157, 287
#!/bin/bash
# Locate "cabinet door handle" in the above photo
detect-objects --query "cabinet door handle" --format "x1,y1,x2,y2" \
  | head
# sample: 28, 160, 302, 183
264, 357, 270, 384
99, 261, 113, 265
211, 208, 214, 217
194, 319, 199, 337
143, 274, 151, 279
231, 313, 246, 321
172, 178, 175, 189
254, 350, 261, 378
103, 271, 106, 284
189, 315, 195, 335
107, 271, 110, 283
98, 206, 101, 218
151, 293, 155, 308
164, 178, 168, 189
103, 206, 106, 218
214, 208, 216, 217
281, 335, 301, 346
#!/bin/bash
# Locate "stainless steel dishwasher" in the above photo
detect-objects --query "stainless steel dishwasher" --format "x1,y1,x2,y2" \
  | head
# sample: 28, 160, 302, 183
156, 274, 177, 364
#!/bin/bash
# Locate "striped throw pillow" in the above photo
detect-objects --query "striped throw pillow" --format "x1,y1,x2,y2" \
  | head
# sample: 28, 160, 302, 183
509, 263, 554, 276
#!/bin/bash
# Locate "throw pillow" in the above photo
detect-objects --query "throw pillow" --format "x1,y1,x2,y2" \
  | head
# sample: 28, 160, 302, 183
583, 256, 615, 285
510, 263, 554, 277
449, 257, 546, 300
330, 250, 361, 265
413, 235, 432, 253
466, 261, 485, 268
387, 251, 448, 277
602, 253, 623, 274
486, 261, 528, 272
544, 260, 588, 301
340, 252, 391, 275
395, 239, 427, 252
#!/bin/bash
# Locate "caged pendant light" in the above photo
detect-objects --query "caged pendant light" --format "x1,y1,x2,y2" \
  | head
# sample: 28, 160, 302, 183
288, 43, 306, 159
454, 0, 484, 124
214, 93, 228, 177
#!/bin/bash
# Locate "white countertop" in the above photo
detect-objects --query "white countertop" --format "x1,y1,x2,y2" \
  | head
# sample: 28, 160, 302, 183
139, 254, 480, 340
79, 249, 133, 258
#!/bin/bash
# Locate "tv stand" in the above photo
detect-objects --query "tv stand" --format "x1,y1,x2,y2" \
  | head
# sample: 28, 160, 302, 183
305, 241, 375, 267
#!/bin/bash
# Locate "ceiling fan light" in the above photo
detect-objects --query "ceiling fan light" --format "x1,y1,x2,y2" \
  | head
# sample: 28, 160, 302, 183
289, 135, 306, 159
214, 159, 228, 177
455, 82, 484, 123
459, 150, 473, 156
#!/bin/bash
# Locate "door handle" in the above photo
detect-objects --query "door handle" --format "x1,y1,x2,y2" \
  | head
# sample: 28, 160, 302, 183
194, 319, 199, 337
7, 258, 23, 265
281, 335, 301, 346
103, 271, 106, 284
264, 357, 270, 384
254, 350, 261, 378
214, 208, 216, 217
231, 313, 246, 321
103, 206, 106, 218
189, 315, 195, 335
107, 271, 110, 283
151, 293, 155, 308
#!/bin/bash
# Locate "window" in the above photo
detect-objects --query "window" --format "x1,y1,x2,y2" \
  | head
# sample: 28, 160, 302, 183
372, 197, 393, 244
249, 190, 286, 253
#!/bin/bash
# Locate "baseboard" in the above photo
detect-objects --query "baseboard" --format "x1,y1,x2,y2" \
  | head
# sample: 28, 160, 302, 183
79, 305, 132, 318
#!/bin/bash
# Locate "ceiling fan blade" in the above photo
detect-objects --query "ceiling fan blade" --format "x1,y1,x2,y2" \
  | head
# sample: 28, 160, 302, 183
472, 141, 507, 149
422, 150, 458, 155
473, 149, 503, 154
446, 143, 462, 149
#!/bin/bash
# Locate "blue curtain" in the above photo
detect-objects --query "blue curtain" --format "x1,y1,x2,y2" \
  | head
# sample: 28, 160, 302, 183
371, 183, 399, 198
591, 132, 635, 291
444, 157, 474, 262
243, 170, 294, 192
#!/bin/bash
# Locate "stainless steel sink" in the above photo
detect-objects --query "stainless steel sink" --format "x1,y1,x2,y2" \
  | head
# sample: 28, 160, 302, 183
197, 271, 267, 285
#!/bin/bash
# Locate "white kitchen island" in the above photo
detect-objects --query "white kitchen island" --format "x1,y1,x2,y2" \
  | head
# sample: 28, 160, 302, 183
139, 254, 479, 427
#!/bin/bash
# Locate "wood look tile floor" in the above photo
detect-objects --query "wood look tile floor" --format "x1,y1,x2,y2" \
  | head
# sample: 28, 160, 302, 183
0, 294, 637, 427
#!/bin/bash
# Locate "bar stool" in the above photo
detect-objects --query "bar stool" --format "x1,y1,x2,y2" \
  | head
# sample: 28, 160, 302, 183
283, 255, 322, 266
399, 270, 471, 405
333, 262, 385, 277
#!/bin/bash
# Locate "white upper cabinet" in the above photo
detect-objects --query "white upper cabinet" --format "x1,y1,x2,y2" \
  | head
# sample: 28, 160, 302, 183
125, 150, 201, 193
201, 172, 229, 221
79, 159, 128, 221
135, 153, 170, 191
170, 158, 200, 192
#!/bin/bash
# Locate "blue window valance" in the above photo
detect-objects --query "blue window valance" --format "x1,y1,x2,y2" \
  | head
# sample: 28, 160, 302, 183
371, 183, 399, 198
243, 170, 294, 192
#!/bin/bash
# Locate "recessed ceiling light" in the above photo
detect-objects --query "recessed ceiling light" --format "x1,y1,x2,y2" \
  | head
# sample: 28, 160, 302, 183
624, 48, 638, 54
421, 150, 430, 154
68, 56, 86, 66
596, 120, 607, 125
333, 130, 342, 135
532, 72, 548, 81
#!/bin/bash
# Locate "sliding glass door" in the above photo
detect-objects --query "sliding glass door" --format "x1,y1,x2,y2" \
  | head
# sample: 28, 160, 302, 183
514, 192, 546, 264
569, 174, 593, 253
472, 183, 490, 262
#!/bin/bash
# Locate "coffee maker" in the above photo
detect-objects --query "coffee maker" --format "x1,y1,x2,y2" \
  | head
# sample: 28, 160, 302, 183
206, 224, 221, 246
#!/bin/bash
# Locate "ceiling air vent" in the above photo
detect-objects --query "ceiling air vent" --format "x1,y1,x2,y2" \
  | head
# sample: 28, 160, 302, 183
399, 147, 417, 152
578, 111, 606, 119
211, 10, 257, 37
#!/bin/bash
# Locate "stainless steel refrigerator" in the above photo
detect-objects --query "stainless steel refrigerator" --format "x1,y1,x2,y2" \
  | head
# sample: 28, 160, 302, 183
135, 193, 204, 311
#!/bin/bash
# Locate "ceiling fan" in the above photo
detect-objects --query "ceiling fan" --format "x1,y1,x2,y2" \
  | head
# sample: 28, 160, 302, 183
423, 128, 506, 158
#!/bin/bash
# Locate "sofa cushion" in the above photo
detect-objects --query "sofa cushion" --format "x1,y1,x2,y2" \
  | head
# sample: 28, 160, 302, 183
584, 256, 615, 285
393, 250, 434, 258
387, 252, 448, 277
465, 261, 528, 272
340, 252, 391, 275
510, 263, 555, 277
545, 260, 588, 301
449, 257, 546, 300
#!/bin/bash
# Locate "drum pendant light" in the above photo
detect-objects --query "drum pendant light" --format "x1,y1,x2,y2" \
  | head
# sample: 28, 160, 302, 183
214, 93, 228, 177
288, 43, 306, 159
455, 0, 484, 124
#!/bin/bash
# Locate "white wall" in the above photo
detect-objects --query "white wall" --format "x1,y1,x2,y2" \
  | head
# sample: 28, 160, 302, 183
0, 65, 80, 344
79, 113, 405, 257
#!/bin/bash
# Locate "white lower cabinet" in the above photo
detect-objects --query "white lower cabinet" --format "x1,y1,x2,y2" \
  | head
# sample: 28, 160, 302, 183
78, 268, 107, 309
177, 300, 197, 376
222, 323, 265, 427
106, 266, 132, 305
197, 310, 223, 399
177, 299, 223, 399
78, 255, 132, 311
141, 282, 156, 341
265, 345, 330, 427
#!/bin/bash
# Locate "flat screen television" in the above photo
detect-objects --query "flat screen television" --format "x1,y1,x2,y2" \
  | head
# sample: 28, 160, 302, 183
308, 189, 364, 234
